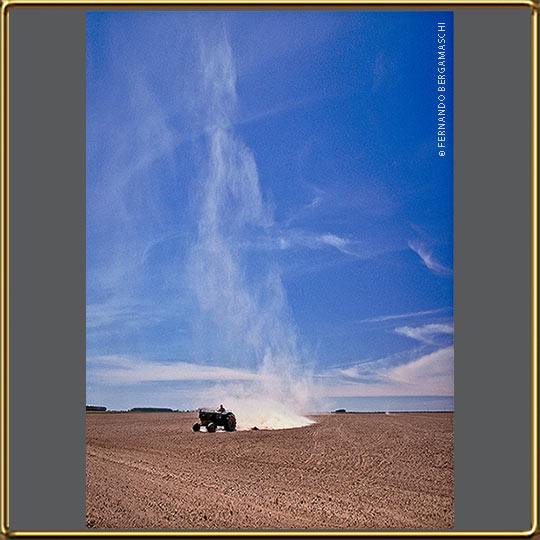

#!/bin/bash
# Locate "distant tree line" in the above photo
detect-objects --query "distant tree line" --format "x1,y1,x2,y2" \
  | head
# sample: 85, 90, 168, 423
129, 407, 173, 413
86, 406, 198, 413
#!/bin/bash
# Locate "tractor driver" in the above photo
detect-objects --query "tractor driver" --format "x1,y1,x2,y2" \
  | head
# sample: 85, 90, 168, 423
218, 404, 225, 413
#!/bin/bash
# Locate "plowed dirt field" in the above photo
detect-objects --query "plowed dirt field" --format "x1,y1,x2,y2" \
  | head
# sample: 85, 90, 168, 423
86, 412, 453, 530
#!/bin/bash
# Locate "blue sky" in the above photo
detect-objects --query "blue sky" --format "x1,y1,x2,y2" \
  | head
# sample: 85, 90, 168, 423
86, 11, 454, 411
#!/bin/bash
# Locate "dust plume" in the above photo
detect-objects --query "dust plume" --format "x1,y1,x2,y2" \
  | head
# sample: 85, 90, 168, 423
187, 30, 313, 430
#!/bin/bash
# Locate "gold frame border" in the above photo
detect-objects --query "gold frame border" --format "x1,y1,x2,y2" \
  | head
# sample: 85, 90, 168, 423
0, 1, 538, 537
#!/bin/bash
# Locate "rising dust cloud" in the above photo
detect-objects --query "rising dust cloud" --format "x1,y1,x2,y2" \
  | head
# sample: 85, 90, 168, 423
187, 32, 314, 430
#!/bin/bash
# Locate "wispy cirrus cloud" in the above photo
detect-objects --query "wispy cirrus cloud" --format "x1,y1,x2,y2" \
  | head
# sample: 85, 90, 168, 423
86, 302, 168, 330
239, 228, 371, 259
89, 345, 454, 397
314, 346, 454, 397
408, 240, 452, 276
87, 355, 259, 385
359, 307, 450, 324
395, 323, 454, 344
382, 346, 453, 389
316, 316, 454, 397
317, 233, 361, 256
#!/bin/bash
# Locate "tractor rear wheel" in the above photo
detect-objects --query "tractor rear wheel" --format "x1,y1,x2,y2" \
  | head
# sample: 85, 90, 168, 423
192, 422, 201, 432
207, 422, 216, 433
224, 414, 236, 432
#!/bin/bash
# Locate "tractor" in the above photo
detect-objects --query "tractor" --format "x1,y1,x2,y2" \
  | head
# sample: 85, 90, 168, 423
192, 407, 236, 432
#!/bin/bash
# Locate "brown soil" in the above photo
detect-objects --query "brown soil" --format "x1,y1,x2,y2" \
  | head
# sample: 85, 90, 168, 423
86, 412, 453, 530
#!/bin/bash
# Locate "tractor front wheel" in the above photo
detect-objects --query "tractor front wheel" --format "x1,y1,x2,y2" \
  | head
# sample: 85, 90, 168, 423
207, 422, 217, 433
192, 422, 201, 432
224, 414, 236, 432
